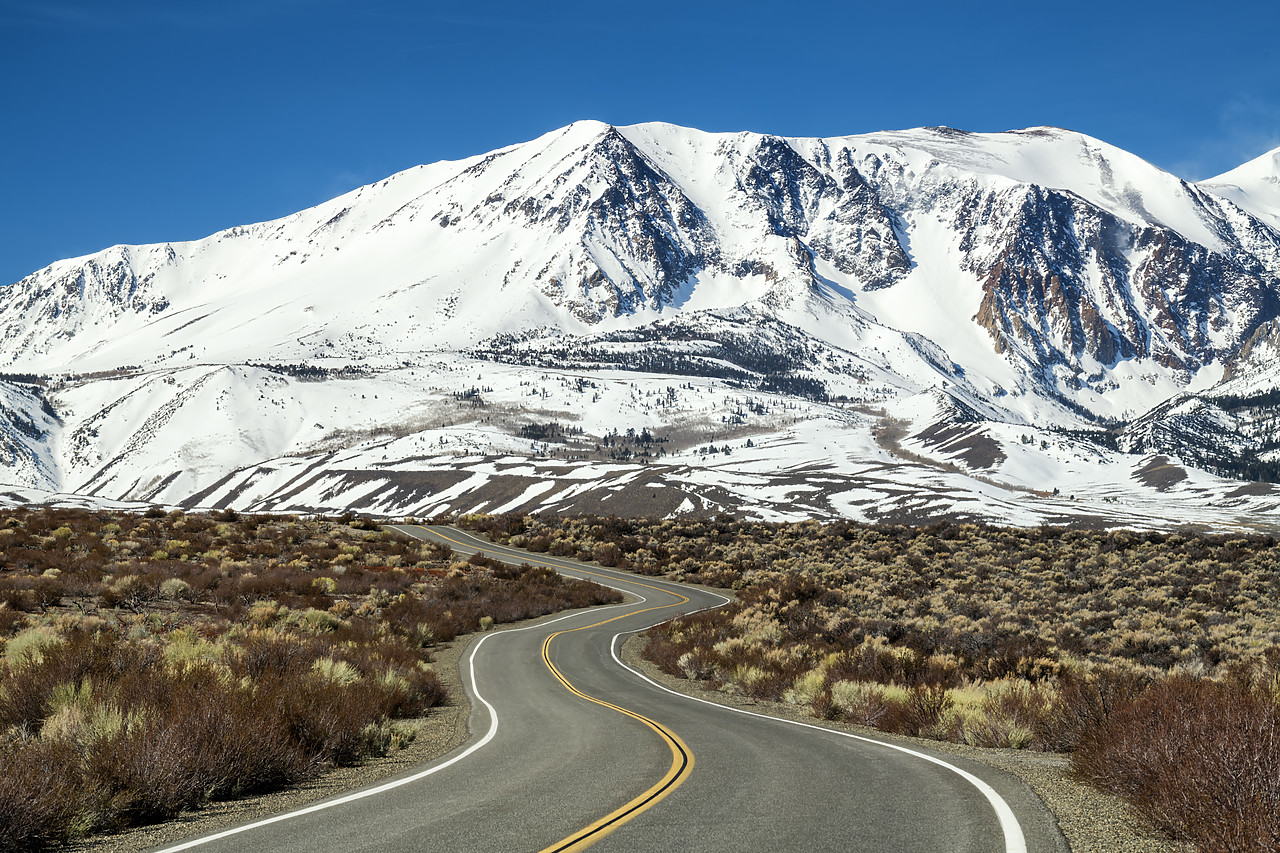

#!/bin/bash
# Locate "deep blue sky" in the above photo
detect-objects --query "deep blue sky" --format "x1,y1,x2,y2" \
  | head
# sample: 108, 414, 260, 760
2, 0, 1277, 285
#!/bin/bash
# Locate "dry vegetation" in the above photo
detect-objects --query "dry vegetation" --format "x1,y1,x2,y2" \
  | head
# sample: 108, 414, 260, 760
461, 513, 1280, 853
0, 507, 620, 851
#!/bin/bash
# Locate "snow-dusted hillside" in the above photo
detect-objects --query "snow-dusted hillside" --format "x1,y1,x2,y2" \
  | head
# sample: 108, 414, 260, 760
3, 122, 1279, 528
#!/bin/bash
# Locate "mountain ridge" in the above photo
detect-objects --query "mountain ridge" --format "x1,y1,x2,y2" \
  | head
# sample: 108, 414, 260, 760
2, 121, 1279, 527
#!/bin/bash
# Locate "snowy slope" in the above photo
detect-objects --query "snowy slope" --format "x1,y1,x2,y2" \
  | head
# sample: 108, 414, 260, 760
1201, 145, 1280, 230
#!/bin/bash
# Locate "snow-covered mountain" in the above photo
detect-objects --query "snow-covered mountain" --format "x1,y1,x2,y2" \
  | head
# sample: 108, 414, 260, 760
3, 122, 1279, 528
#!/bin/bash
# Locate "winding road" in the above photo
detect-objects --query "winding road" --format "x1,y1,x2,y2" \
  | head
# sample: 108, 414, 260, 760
152, 525, 1067, 853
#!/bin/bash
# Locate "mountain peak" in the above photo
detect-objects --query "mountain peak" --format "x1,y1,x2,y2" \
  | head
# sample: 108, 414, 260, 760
1199, 145, 1280, 228
1204, 143, 1280, 183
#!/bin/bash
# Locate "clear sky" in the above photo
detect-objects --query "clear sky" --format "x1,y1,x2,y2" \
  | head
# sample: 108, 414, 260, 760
2, 0, 1277, 286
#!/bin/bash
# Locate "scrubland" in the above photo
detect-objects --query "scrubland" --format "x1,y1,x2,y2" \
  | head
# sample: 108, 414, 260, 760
0, 507, 619, 851
462, 513, 1280, 853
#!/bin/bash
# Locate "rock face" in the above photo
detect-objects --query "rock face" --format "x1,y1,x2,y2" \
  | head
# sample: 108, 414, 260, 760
0, 121, 1279, 513
968, 185, 1280, 378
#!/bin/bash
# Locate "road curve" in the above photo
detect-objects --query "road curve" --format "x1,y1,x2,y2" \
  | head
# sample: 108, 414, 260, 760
150, 525, 1067, 853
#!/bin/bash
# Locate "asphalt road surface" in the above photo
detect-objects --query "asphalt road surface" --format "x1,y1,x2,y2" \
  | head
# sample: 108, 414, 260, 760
152, 525, 1067, 853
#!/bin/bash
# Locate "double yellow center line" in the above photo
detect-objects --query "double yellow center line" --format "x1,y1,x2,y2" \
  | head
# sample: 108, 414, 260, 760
537, 606, 694, 852
417, 528, 696, 851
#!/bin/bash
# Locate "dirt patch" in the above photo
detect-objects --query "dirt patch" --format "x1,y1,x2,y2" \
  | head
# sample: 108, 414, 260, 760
1224, 481, 1276, 498
1133, 456, 1188, 492
540, 472, 720, 518
913, 422, 1007, 470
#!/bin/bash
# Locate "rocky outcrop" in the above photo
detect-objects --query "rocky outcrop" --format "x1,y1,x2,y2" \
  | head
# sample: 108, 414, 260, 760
962, 184, 1279, 388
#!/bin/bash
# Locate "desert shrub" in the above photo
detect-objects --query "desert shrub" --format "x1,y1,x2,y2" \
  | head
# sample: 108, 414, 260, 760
958, 680, 1054, 750
0, 607, 24, 636
0, 625, 449, 846
76, 666, 310, 829
364, 664, 443, 719
0, 739, 83, 851
161, 628, 223, 672
0, 631, 150, 732
825, 680, 897, 727
99, 573, 160, 609
29, 577, 62, 611
294, 608, 344, 635
0, 586, 33, 613
260, 676, 383, 766
231, 630, 317, 681
676, 648, 719, 681
381, 594, 455, 645
1072, 676, 1280, 851
158, 577, 192, 601
358, 720, 419, 757
878, 684, 953, 738
312, 656, 361, 686
1036, 666, 1152, 752
593, 543, 623, 567
2, 626, 63, 670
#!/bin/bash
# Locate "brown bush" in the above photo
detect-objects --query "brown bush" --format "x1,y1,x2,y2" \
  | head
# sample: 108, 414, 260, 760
1037, 667, 1151, 752
643, 631, 688, 676
0, 739, 82, 852
29, 577, 63, 611
257, 676, 381, 767
163, 672, 309, 797
593, 543, 623, 567
0, 607, 23, 635
879, 684, 952, 737
0, 585, 33, 613
1071, 676, 1280, 852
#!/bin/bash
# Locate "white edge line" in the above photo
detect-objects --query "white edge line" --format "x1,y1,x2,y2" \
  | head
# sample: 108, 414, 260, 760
153, 598, 639, 852
607, 626, 1028, 853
